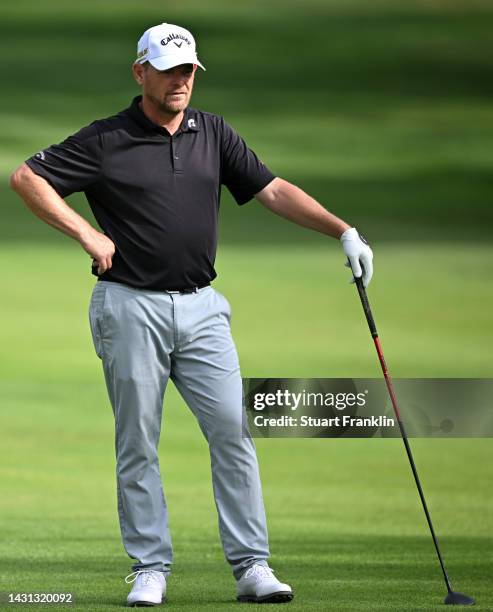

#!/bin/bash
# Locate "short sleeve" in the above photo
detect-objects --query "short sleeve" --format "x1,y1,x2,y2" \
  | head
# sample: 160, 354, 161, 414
220, 119, 275, 205
25, 122, 102, 198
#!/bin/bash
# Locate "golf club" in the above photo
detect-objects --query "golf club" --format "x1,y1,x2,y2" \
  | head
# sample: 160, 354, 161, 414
350, 266, 475, 606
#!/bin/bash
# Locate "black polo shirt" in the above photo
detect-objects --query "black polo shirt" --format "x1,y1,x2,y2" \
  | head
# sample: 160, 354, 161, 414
26, 96, 275, 290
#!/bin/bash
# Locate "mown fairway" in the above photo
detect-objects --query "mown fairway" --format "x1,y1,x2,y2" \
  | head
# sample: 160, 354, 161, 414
0, 0, 492, 609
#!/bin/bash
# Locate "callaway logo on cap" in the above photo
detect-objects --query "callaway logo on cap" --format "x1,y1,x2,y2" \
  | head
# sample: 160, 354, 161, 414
136, 23, 206, 71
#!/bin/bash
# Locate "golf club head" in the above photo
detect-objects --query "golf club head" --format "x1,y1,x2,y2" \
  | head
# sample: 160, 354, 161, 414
444, 591, 475, 606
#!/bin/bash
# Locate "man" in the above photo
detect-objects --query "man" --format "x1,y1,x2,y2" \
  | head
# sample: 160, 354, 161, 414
10, 23, 373, 607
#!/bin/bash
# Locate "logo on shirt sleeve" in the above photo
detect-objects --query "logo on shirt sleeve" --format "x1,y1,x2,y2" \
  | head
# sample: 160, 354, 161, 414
35, 150, 46, 160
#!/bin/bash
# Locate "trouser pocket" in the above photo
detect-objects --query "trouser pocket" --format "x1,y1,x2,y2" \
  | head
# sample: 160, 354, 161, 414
88, 283, 108, 359
213, 288, 232, 323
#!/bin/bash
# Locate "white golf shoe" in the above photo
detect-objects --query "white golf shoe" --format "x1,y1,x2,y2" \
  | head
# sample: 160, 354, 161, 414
236, 564, 293, 603
125, 569, 166, 607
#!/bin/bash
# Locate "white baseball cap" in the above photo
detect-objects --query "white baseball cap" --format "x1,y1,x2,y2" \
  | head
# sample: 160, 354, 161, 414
136, 23, 206, 71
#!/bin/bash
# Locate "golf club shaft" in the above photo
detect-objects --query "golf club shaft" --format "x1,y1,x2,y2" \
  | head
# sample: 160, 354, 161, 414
353, 275, 453, 594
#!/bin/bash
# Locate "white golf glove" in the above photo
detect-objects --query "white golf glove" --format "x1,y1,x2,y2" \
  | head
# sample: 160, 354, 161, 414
340, 227, 373, 288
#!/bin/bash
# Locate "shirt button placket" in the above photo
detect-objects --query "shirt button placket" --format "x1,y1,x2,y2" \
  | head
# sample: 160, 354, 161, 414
170, 136, 183, 173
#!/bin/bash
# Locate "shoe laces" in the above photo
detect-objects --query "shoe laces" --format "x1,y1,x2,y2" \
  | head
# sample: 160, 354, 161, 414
125, 569, 163, 586
244, 564, 275, 583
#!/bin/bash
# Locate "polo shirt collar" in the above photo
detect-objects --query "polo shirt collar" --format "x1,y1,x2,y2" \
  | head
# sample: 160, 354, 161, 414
127, 95, 199, 135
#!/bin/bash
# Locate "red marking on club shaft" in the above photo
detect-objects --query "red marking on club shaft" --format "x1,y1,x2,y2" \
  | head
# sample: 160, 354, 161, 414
373, 336, 402, 421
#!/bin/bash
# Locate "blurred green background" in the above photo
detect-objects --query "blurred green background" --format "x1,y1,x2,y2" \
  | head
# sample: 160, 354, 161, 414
0, 0, 492, 609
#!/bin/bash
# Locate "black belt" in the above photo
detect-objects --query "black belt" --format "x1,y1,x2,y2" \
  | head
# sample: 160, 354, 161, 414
165, 283, 210, 294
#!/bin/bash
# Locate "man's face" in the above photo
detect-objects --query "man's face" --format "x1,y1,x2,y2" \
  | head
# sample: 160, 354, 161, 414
133, 62, 197, 114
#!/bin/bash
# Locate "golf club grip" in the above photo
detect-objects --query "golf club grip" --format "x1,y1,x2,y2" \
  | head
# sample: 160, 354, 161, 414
354, 276, 378, 337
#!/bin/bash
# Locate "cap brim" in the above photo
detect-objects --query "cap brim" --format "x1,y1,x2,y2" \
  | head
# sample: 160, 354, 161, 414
148, 54, 206, 71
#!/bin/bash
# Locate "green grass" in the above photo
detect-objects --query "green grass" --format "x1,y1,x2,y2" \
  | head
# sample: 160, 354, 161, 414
0, 244, 492, 610
1, 242, 492, 381
2, 0, 493, 242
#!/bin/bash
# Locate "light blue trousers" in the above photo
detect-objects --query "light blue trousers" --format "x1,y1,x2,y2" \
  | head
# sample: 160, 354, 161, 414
88, 281, 269, 579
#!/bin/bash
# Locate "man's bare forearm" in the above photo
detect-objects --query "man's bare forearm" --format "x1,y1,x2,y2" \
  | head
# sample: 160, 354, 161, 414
10, 163, 115, 273
255, 177, 351, 238
255, 176, 374, 286
9, 164, 94, 244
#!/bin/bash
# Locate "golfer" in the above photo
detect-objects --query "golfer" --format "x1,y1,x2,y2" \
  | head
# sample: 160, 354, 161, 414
10, 23, 373, 607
